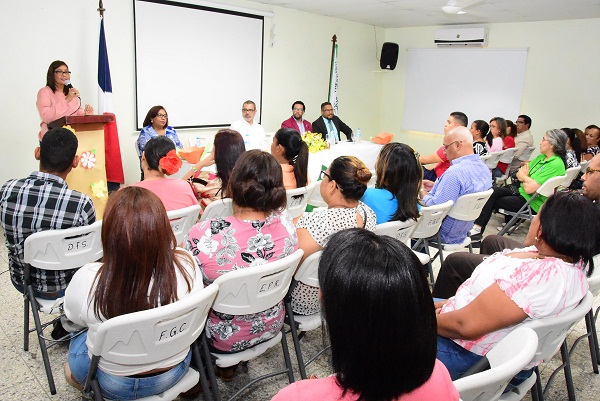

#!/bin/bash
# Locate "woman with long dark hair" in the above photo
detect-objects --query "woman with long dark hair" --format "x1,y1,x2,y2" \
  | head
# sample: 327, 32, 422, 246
271, 128, 309, 189
182, 129, 246, 211
273, 229, 459, 401
361, 143, 422, 224
64, 187, 201, 399
36, 60, 93, 140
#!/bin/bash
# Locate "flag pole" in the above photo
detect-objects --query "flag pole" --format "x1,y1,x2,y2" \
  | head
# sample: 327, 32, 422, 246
328, 35, 339, 114
328, 34, 337, 100
98, 0, 105, 17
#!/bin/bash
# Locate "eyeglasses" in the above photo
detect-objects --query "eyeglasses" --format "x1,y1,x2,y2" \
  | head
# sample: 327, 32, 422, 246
292, 108, 304, 111
322, 108, 334, 112
584, 167, 600, 175
242, 108, 255, 112
156, 113, 168, 118
319, 170, 333, 181
54, 70, 71, 75
442, 140, 460, 150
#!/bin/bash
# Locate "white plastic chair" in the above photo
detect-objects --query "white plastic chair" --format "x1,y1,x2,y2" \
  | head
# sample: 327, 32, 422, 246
82, 283, 220, 401
286, 182, 316, 219
284, 250, 325, 380
561, 166, 582, 187
199, 198, 234, 222
498, 174, 566, 236
453, 327, 538, 401
494, 148, 519, 185
167, 204, 200, 245
209, 249, 304, 400
23, 221, 104, 394
579, 160, 590, 173
410, 200, 453, 284
513, 292, 594, 401
519, 145, 536, 162
307, 181, 327, 208
483, 150, 506, 170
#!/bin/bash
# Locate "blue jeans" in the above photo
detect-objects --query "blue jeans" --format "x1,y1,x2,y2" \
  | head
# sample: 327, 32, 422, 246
437, 335, 534, 390
68, 332, 192, 400
437, 335, 483, 380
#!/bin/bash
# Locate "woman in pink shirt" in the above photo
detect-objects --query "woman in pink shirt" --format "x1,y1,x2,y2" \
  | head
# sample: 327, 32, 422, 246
36, 60, 93, 140
270, 128, 309, 190
273, 229, 459, 401
132, 136, 197, 212
436, 192, 600, 385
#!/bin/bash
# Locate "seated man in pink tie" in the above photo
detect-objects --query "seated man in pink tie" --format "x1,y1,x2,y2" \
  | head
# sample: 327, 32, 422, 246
281, 101, 312, 134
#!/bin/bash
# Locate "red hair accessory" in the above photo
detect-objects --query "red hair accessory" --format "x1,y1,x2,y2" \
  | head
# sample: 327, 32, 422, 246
159, 150, 182, 175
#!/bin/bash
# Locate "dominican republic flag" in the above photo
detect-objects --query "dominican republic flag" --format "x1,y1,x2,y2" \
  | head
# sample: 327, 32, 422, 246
98, 16, 124, 184
328, 41, 339, 115
98, 17, 113, 112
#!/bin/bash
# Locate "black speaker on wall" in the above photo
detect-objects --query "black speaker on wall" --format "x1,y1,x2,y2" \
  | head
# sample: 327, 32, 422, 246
380, 42, 399, 70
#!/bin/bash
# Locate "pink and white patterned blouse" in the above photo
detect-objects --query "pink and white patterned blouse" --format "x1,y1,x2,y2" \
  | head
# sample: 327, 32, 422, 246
440, 246, 588, 361
186, 210, 298, 352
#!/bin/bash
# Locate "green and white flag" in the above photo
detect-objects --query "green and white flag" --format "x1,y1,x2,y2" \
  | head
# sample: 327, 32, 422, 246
328, 40, 339, 114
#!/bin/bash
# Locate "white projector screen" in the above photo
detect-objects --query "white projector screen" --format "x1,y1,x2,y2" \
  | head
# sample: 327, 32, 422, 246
402, 48, 528, 134
134, 0, 264, 129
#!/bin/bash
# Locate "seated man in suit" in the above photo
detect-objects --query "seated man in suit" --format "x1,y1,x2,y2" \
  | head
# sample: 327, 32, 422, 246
0, 128, 96, 300
312, 102, 353, 142
281, 100, 312, 134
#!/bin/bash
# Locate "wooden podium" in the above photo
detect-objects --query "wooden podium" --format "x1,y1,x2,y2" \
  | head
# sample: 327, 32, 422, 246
49, 115, 114, 218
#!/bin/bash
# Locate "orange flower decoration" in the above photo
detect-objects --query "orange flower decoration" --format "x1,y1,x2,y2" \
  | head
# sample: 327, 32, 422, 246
159, 150, 182, 175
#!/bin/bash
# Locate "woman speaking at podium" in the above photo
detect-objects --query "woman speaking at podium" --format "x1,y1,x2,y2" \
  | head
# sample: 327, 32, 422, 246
36, 60, 94, 140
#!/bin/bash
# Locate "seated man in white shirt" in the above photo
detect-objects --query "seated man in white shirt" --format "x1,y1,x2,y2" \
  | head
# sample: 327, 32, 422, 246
230, 100, 266, 150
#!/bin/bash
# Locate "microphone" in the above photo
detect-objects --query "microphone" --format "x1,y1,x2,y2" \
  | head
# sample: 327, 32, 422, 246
65, 80, 74, 89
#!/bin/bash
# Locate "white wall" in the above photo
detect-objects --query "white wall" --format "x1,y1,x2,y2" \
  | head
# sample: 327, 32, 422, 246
2, 1, 598, 185
380, 18, 600, 155
0, 0, 384, 185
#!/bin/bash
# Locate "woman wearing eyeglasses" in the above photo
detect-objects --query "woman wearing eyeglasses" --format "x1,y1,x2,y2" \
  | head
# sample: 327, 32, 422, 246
137, 105, 183, 159
470, 128, 567, 236
292, 156, 377, 315
36, 60, 93, 141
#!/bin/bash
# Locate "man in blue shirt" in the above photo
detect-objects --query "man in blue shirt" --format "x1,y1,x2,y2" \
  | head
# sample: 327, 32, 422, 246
420, 126, 492, 244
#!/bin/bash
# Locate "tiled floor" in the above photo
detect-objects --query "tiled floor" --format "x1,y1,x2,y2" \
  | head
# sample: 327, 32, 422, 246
1, 214, 600, 401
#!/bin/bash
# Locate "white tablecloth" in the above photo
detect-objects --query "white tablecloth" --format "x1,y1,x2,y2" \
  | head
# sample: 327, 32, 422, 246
307, 141, 384, 180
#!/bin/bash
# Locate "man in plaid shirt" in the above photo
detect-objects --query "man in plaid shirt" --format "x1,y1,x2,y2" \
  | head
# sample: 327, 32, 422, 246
1, 128, 96, 299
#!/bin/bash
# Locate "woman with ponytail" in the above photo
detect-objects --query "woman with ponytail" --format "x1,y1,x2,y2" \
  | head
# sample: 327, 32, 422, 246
271, 128, 309, 189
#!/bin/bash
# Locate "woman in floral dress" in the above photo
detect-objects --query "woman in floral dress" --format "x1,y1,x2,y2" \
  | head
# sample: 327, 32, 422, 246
186, 150, 298, 376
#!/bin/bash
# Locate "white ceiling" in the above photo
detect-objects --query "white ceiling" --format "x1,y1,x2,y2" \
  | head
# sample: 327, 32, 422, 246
253, 0, 600, 28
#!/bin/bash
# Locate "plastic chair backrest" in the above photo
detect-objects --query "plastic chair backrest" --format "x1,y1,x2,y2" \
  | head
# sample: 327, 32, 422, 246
199, 198, 234, 222
167, 205, 200, 244
294, 250, 322, 288
23, 220, 103, 270
212, 249, 303, 316
91, 282, 219, 366
447, 189, 494, 222
520, 291, 593, 365
411, 200, 454, 239
483, 151, 505, 169
308, 183, 327, 208
367, 169, 377, 188
561, 166, 581, 187
286, 183, 316, 219
453, 327, 538, 401
374, 219, 419, 246
520, 146, 536, 161
498, 147, 518, 164
579, 160, 590, 173
536, 174, 567, 197
587, 255, 600, 297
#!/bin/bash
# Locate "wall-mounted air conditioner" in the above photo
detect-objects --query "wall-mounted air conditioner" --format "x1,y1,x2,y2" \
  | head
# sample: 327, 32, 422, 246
435, 28, 488, 47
